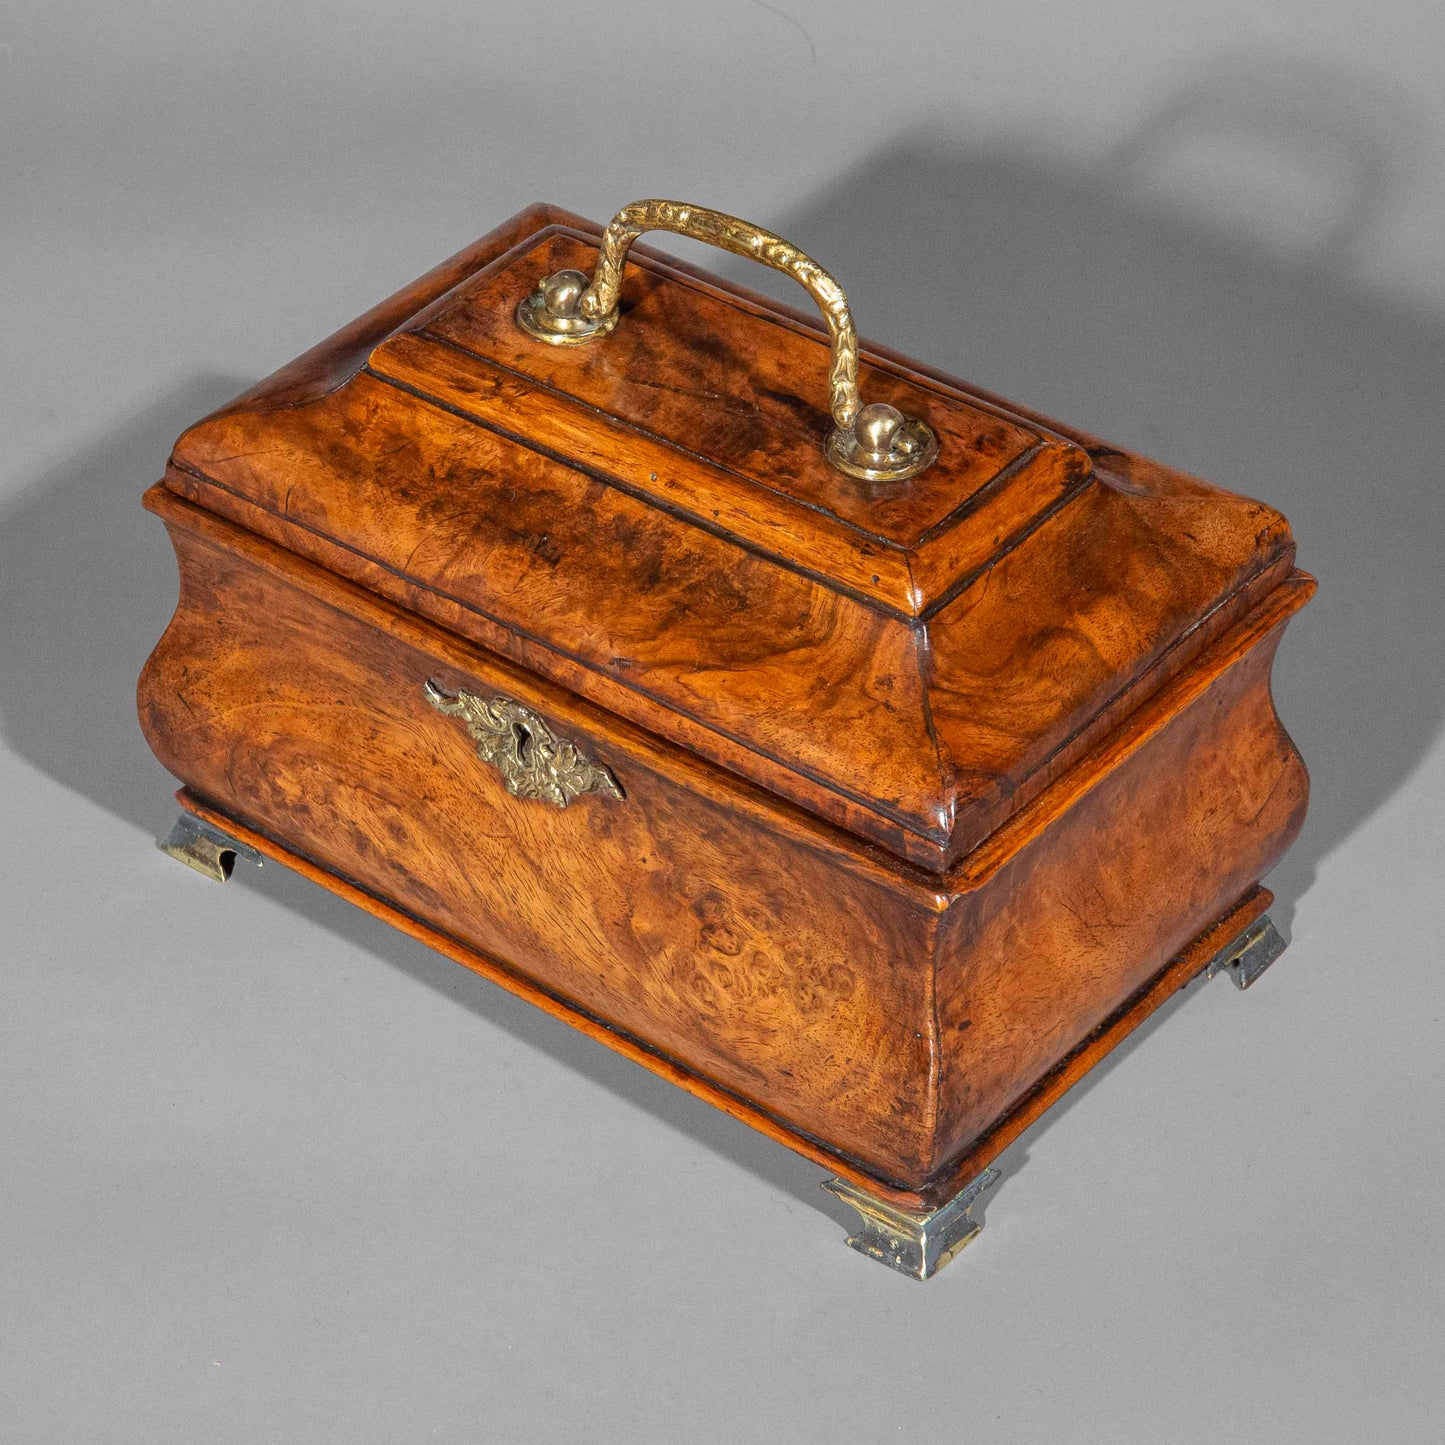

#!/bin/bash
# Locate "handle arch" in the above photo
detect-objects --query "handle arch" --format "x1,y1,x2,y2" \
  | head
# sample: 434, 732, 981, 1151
516, 199, 938, 482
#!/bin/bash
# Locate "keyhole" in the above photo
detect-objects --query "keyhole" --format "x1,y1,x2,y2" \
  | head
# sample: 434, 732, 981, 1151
513, 722, 532, 761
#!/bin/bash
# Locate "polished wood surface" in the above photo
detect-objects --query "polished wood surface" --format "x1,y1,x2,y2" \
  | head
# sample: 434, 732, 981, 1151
172, 785, 1275, 1214
140, 502, 944, 1183
167, 206, 1295, 869
138, 203, 1315, 1207
139, 489, 1310, 1202
367, 325, 1088, 616
409, 228, 1060, 565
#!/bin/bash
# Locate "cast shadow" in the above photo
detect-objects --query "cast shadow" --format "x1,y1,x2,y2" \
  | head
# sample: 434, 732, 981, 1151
748, 103, 1445, 938
0, 378, 834, 1220
0, 382, 231, 830
736, 66, 1445, 1217
4, 58, 1440, 1245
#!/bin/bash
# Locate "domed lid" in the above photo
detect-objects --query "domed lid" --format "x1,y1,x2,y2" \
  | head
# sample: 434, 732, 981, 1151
167, 203, 1297, 870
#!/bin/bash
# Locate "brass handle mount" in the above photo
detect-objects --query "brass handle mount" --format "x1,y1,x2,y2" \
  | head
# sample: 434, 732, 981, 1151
516, 199, 938, 483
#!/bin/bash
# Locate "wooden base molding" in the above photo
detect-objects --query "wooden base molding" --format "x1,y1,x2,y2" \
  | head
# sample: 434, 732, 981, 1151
164, 791, 1280, 1269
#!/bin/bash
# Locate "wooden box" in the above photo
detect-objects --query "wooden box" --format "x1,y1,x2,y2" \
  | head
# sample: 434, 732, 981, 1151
138, 201, 1313, 1277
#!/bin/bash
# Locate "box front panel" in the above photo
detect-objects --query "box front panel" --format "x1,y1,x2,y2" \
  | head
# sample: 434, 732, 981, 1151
138, 516, 941, 1184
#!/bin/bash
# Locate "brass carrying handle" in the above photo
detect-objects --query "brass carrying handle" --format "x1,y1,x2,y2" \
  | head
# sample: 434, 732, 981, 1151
516, 199, 938, 482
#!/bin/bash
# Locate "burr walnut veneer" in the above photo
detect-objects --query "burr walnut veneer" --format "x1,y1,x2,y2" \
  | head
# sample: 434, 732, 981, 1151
138, 202, 1313, 1278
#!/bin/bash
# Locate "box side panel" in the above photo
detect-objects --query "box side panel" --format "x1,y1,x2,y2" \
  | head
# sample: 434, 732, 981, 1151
923, 472, 1295, 855
932, 587, 1310, 1174
137, 514, 942, 1186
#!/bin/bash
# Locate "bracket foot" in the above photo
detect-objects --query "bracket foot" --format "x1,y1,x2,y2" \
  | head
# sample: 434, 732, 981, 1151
1206, 913, 1286, 990
822, 1167, 1000, 1280
157, 812, 262, 883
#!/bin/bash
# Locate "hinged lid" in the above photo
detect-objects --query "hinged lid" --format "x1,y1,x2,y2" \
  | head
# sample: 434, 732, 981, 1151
166, 202, 1297, 870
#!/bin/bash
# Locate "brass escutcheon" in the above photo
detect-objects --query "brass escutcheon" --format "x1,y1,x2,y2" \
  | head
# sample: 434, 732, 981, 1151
424, 680, 623, 810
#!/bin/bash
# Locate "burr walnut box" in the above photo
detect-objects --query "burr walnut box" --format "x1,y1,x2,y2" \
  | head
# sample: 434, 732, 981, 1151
139, 200, 1314, 1278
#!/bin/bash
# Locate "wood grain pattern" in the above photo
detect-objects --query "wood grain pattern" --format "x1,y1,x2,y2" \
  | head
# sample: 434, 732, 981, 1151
365, 326, 1091, 615
172, 786, 1275, 1214
139, 504, 945, 1184
139, 489, 1311, 1202
931, 581, 1310, 1175
137, 202, 1316, 1210
165, 376, 951, 853
412, 228, 1057, 552
167, 209, 1294, 870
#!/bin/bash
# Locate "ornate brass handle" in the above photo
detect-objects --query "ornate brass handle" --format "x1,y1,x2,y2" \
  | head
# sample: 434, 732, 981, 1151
424, 681, 623, 809
516, 199, 938, 482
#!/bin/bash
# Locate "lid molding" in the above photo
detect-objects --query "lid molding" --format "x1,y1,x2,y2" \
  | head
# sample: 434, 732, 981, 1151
166, 204, 1296, 872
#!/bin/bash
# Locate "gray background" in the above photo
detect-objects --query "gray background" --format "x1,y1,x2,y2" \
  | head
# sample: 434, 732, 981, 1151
3, 2, 1444, 1441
